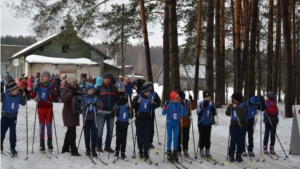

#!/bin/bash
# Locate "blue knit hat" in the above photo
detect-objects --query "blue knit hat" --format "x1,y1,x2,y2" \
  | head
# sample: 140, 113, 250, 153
249, 96, 260, 106
85, 83, 95, 92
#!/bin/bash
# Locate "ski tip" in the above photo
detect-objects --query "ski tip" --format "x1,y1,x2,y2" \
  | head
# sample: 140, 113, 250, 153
224, 161, 228, 165
251, 161, 256, 165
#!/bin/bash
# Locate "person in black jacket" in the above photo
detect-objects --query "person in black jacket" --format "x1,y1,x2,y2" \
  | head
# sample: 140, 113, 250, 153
111, 98, 134, 160
54, 74, 62, 102
133, 78, 145, 95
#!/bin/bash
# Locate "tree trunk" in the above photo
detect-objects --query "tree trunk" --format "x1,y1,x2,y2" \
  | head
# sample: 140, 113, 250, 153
162, 0, 170, 105
215, 0, 225, 107
248, 0, 259, 97
257, 20, 262, 97
273, 0, 281, 99
291, 0, 296, 106
121, 4, 125, 77
169, 0, 181, 91
281, 0, 294, 117
242, 0, 251, 99
194, 0, 203, 108
205, 0, 214, 98
267, 0, 274, 92
139, 0, 153, 82
231, 0, 236, 91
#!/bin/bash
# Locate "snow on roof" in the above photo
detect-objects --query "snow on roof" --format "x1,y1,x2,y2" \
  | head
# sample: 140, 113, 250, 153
25, 55, 98, 65
12, 32, 61, 58
103, 59, 115, 66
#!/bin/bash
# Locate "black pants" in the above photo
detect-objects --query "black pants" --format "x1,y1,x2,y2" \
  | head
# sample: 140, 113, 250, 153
244, 118, 255, 152
198, 124, 212, 149
63, 127, 78, 153
115, 125, 128, 153
84, 120, 97, 149
136, 119, 150, 153
178, 126, 190, 151
149, 111, 155, 144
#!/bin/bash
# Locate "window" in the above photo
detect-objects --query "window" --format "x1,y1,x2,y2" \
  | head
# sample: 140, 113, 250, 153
62, 43, 69, 53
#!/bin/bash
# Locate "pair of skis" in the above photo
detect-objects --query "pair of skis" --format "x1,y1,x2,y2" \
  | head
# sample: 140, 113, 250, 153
40, 149, 57, 159
86, 155, 108, 165
2, 151, 28, 160
163, 158, 188, 169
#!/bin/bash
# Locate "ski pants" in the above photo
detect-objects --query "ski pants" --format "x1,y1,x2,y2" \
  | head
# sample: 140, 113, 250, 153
63, 126, 77, 153
228, 125, 247, 155
244, 118, 255, 152
84, 119, 97, 149
1, 116, 17, 150
135, 119, 150, 153
115, 125, 128, 153
38, 108, 53, 140
198, 124, 212, 150
167, 122, 179, 151
178, 126, 190, 151
263, 123, 277, 147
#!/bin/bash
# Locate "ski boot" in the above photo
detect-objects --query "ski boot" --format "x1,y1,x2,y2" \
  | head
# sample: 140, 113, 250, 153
172, 150, 179, 162
114, 151, 119, 158
96, 147, 103, 152
47, 139, 53, 150
91, 149, 98, 157
270, 146, 276, 155
263, 146, 269, 154
121, 152, 127, 160
40, 140, 45, 151
149, 143, 154, 149
200, 149, 205, 158
236, 154, 243, 163
144, 151, 149, 160
205, 149, 212, 158
242, 151, 248, 157
249, 151, 255, 157
184, 149, 189, 157
229, 153, 235, 162
11, 148, 18, 156
86, 148, 91, 156
167, 150, 173, 161
139, 150, 144, 158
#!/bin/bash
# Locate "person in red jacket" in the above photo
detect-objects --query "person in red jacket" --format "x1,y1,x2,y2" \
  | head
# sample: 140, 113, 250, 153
32, 70, 57, 152
262, 91, 278, 155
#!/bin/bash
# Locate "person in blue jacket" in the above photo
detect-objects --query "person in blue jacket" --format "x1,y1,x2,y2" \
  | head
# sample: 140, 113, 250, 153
162, 91, 182, 162
1, 82, 26, 155
197, 90, 216, 158
111, 97, 134, 160
125, 78, 135, 104
243, 96, 260, 157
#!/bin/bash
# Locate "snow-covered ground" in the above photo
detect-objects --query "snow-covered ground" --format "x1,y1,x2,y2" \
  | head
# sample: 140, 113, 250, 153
1, 84, 299, 169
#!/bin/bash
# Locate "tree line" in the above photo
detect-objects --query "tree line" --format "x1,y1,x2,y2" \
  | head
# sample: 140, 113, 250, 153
1, 35, 37, 46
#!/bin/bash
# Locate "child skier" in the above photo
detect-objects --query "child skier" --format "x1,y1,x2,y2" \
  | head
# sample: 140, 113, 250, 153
262, 91, 278, 154
111, 98, 134, 159
162, 91, 182, 162
1, 82, 26, 154
132, 85, 154, 160
197, 90, 216, 158
243, 96, 260, 157
225, 92, 248, 163
32, 70, 57, 151
177, 91, 192, 157
81, 83, 99, 157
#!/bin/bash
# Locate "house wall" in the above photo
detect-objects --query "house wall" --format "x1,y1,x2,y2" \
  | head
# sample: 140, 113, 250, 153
1, 45, 26, 78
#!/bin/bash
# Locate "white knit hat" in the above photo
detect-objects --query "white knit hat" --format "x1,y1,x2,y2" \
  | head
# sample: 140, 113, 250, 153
66, 74, 77, 83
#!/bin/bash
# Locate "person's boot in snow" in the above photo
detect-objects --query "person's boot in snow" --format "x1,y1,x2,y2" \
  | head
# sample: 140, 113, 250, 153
40, 140, 45, 151
184, 149, 189, 157
91, 149, 98, 157
229, 153, 235, 162
172, 150, 179, 162
149, 143, 154, 149
242, 151, 248, 157
11, 147, 18, 155
104, 147, 115, 153
86, 148, 91, 156
167, 150, 173, 161
236, 154, 243, 163
139, 150, 144, 158
270, 146, 276, 155
205, 149, 212, 158
121, 152, 127, 159
144, 151, 150, 160
249, 151, 255, 157
263, 146, 269, 154
114, 151, 119, 158
47, 139, 53, 150
200, 149, 205, 158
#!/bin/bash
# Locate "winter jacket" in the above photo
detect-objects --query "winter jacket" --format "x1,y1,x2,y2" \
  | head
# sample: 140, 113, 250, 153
111, 104, 134, 127
61, 82, 83, 127
225, 102, 248, 127
32, 82, 57, 108
1, 91, 26, 118
180, 99, 191, 127
54, 78, 61, 91
94, 77, 103, 88
81, 94, 100, 120
26, 79, 34, 91
162, 101, 182, 126
263, 100, 279, 125
96, 83, 119, 113
125, 82, 134, 95
197, 100, 217, 126
149, 91, 161, 110
132, 94, 152, 120
116, 80, 127, 92
18, 78, 26, 90
133, 79, 145, 93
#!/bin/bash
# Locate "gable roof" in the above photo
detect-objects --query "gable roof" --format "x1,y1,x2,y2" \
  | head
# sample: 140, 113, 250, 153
11, 30, 110, 60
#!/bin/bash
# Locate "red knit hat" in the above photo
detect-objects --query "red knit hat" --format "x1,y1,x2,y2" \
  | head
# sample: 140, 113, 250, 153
170, 91, 179, 101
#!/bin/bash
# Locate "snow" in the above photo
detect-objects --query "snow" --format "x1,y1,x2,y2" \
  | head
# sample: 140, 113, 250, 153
1, 83, 299, 169
25, 55, 98, 65
103, 59, 115, 66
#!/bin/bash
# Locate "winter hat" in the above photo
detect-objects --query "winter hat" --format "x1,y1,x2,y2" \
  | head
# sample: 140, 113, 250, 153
146, 82, 153, 87
41, 70, 50, 78
231, 92, 243, 102
103, 72, 113, 79
7, 82, 19, 92
85, 83, 95, 92
120, 97, 128, 105
66, 74, 78, 83
119, 75, 123, 79
141, 85, 151, 93
94, 77, 103, 88
170, 91, 180, 101
178, 91, 186, 99
267, 91, 276, 100
249, 96, 260, 106
203, 90, 211, 98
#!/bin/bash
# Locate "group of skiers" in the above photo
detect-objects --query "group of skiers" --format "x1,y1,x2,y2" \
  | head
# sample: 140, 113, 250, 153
1, 70, 279, 164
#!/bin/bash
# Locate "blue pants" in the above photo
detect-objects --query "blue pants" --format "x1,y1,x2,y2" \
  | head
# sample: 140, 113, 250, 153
244, 118, 255, 152
84, 120, 97, 149
263, 123, 277, 147
135, 119, 150, 153
1, 116, 17, 150
228, 125, 247, 155
97, 113, 114, 149
115, 125, 128, 153
167, 122, 179, 151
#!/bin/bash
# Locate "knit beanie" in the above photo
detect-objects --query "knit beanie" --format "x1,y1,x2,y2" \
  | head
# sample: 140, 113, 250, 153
203, 90, 211, 98
103, 72, 113, 79
141, 85, 151, 93
178, 91, 185, 99
170, 91, 180, 101
249, 96, 260, 106
85, 83, 95, 92
66, 74, 78, 84
146, 82, 153, 87
41, 70, 50, 78
7, 82, 19, 92
267, 91, 276, 100
231, 92, 243, 102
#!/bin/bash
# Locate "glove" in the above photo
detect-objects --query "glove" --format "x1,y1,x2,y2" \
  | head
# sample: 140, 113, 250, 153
164, 100, 169, 106
86, 102, 91, 107
189, 95, 193, 101
72, 91, 78, 96
92, 102, 96, 106
113, 105, 118, 110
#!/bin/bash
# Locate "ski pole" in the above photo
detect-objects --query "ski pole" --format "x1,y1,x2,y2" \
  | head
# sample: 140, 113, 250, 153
163, 115, 167, 162
260, 103, 263, 158
154, 116, 161, 145
31, 101, 38, 154
52, 108, 59, 154
26, 96, 28, 155
244, 141, 255, 164
78, 108, 89, 148
226, 106, 232, 163
190, 101, 197, 159
180, 103, 184, 162
130, 109, 136, 159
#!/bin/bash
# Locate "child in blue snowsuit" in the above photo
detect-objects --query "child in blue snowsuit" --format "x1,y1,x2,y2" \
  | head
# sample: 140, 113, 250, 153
197, 90, 216, 158
1, 82, 26, 154
81, 83, 100, 157
111, 98, 134, 159
162, 91, 182, 162
243, 96, 260, 157
225, 92, 248, 163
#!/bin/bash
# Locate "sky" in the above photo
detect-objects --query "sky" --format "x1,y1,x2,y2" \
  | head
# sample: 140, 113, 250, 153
0, 0, 173, 47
